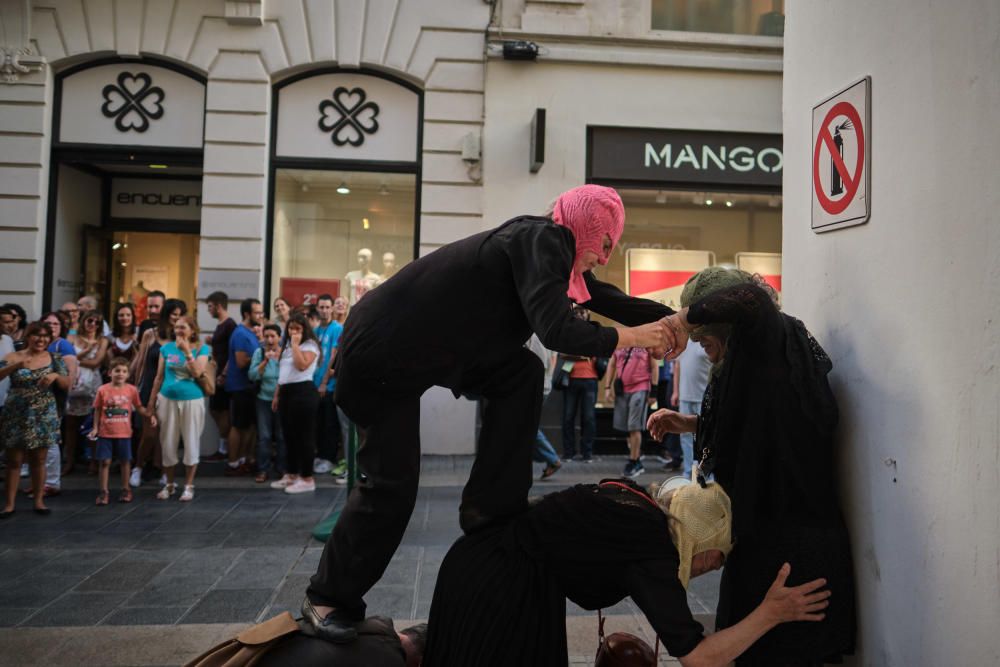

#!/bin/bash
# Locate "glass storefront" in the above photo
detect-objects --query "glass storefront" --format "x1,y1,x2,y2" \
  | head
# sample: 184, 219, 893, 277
590, 188, 781, 316
270, 169, 416, 308
651, 0, 785, 36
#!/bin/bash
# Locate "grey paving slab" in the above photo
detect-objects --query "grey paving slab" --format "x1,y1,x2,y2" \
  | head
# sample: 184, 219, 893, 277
180, 588, 272, 624
125, 573, 220, 608
134, 530, 232, 549
101, 606, 189, 626
75, 561, 170, 592
0, 574, 88, 607
364, 584, 416, 620
21, 591, 130, 626
0, 607, 35, 627
159, 547, 244, 577
223, 530, 313, 548
214, 546, 301, 590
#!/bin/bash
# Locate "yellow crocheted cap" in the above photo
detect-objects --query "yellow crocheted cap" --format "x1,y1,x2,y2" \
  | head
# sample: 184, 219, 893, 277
664, 481, 734, 588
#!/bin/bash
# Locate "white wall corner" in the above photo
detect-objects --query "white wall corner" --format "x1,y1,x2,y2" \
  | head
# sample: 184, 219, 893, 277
225, 0, 264, 26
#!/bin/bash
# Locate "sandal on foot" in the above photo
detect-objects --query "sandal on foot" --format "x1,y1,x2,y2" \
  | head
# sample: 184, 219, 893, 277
118, 488, 133, 503
179, 485, 195, 502
96, 490, 110, 506
156, 483, 176, 500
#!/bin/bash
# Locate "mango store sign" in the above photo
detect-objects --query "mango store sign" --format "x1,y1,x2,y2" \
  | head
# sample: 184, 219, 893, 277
588, 126, 782, 190
197, 270, 260, 302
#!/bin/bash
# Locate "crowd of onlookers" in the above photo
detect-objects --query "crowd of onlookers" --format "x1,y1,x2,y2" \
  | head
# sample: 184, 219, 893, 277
0, 291, 711, 516
0, 291, 354, 516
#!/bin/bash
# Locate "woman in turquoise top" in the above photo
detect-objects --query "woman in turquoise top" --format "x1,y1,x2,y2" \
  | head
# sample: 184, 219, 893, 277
147, 315, 211, 502
249, 324, 285, 483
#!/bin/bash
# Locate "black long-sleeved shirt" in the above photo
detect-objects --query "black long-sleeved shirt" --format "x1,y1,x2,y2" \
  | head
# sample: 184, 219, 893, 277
337, 216, 672, 390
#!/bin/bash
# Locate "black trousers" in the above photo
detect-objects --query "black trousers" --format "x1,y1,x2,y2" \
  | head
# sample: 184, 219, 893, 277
315, 391, 340, 462
307, 348, 543, 617
278, 381, 319, 477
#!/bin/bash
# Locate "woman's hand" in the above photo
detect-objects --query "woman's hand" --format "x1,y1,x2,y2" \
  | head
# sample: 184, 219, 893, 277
646, 408, 697, 439
271, 394, 279, 413
657, 310, 691, 360
38, 372, 60, 389
149, 415, 158, 428
761, 564, 830, 625
176, 336, 191, 355
289, 330, 302, 347
265, 347, 279, 361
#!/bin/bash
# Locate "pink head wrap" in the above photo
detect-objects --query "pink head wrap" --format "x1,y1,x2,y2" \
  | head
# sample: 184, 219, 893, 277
551, 185, 625, 303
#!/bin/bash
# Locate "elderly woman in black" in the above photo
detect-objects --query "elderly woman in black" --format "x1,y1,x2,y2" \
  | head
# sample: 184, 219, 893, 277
648, 267, 856, 665
303, 185, 687, 642
422, 478, 830, 666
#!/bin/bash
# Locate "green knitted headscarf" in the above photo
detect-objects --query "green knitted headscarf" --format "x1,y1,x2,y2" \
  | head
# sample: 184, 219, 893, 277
679, 267, 754, 342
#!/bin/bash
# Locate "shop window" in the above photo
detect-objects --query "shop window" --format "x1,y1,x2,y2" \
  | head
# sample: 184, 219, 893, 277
651, 0, 784, 37
270, 169, 416, 308
593, 189, 782, 310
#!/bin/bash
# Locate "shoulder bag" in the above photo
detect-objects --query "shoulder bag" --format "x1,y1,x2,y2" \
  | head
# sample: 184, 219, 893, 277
183, 612, 300, 667
594, 609, 659, 667
613, 349, 634, 395
195, 347, 217, 397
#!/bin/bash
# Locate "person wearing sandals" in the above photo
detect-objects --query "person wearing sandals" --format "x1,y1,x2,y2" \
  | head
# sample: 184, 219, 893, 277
147, 315, 211, 502
0, 321, 71, 517
249, 324, 285, 483
89, 357, 155, 505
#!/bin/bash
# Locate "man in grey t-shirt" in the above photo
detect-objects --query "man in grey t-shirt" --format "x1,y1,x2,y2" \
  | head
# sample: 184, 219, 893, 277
673, 343, 712, 479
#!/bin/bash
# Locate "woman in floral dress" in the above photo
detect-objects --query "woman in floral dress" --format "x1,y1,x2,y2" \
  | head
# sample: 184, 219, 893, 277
64, 310, 108, 475
0, 321, 71, 516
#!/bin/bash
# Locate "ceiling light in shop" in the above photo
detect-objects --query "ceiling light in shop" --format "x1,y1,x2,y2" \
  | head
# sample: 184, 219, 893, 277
655, 190, 667, 204
337, 182, 350, 195
112, 242, 122, 250
705, 198, 714, 206
120, 262, 127, 267
725, 200, 733, 207
362, 217, 370, 230
148, 164, 168, 169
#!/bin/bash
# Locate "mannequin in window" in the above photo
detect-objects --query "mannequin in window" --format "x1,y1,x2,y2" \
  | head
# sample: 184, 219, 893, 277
377, 252, 398, 286
131, 281, 150, 323
344, 249, 381, 305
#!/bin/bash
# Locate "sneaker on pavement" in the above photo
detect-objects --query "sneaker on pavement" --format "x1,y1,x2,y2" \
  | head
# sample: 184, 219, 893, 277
581, 456, 594, 463
313, 458, 333, 474
159, 473, 167, 486
622, 460, 635, 477
129, 467, 142, 488
331, 459, 348, 476
284, 479, 316, 494
625, 461, 645, 479
333, 472, 348, 485
270, 475, 296, 489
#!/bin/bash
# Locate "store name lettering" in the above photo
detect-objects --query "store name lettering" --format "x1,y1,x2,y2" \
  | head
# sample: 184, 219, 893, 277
643, 143, 783, 174
116, 192, 202, 207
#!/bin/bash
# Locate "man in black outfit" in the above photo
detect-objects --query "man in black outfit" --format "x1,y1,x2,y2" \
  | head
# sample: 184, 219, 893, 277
302, 185, 686, 642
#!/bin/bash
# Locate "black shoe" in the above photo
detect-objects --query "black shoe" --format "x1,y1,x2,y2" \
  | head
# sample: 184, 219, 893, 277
300, 598, 358, 644
0, 510, 13, 519
33, 507, 51, 516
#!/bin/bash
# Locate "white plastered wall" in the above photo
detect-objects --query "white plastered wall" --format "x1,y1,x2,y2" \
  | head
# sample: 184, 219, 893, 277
0, 0, 490, 454
782, 1, 1000, 664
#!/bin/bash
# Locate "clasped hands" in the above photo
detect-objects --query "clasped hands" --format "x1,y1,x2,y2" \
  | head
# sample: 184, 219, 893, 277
623, 310, 691, 361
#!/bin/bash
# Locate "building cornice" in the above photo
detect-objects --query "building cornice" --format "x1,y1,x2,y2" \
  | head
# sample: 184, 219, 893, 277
487, 28, 782, 73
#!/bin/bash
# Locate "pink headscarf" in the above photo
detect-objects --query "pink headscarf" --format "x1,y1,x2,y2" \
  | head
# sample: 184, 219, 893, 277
551, 185, 625, 303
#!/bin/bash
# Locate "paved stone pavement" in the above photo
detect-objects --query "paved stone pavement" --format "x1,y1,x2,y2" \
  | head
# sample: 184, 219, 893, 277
0, 455, 717, 665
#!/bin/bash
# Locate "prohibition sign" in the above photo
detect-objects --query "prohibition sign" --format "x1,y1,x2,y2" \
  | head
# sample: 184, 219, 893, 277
813, 101, 865, 215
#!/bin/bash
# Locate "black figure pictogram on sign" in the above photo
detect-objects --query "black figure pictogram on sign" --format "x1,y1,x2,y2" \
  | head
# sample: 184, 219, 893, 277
830, 119, 854, 196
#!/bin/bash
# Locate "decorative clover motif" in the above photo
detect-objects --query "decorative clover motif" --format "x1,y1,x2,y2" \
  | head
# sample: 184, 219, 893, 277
318, 87, 380, 146
100, 72, 165, 133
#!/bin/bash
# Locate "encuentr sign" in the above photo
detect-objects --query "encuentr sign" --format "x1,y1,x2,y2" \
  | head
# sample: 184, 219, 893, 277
110, 177, 202, 221
588, 126, 783, 191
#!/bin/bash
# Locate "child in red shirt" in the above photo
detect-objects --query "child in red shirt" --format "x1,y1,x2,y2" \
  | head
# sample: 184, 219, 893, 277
90, 357, 155, 504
